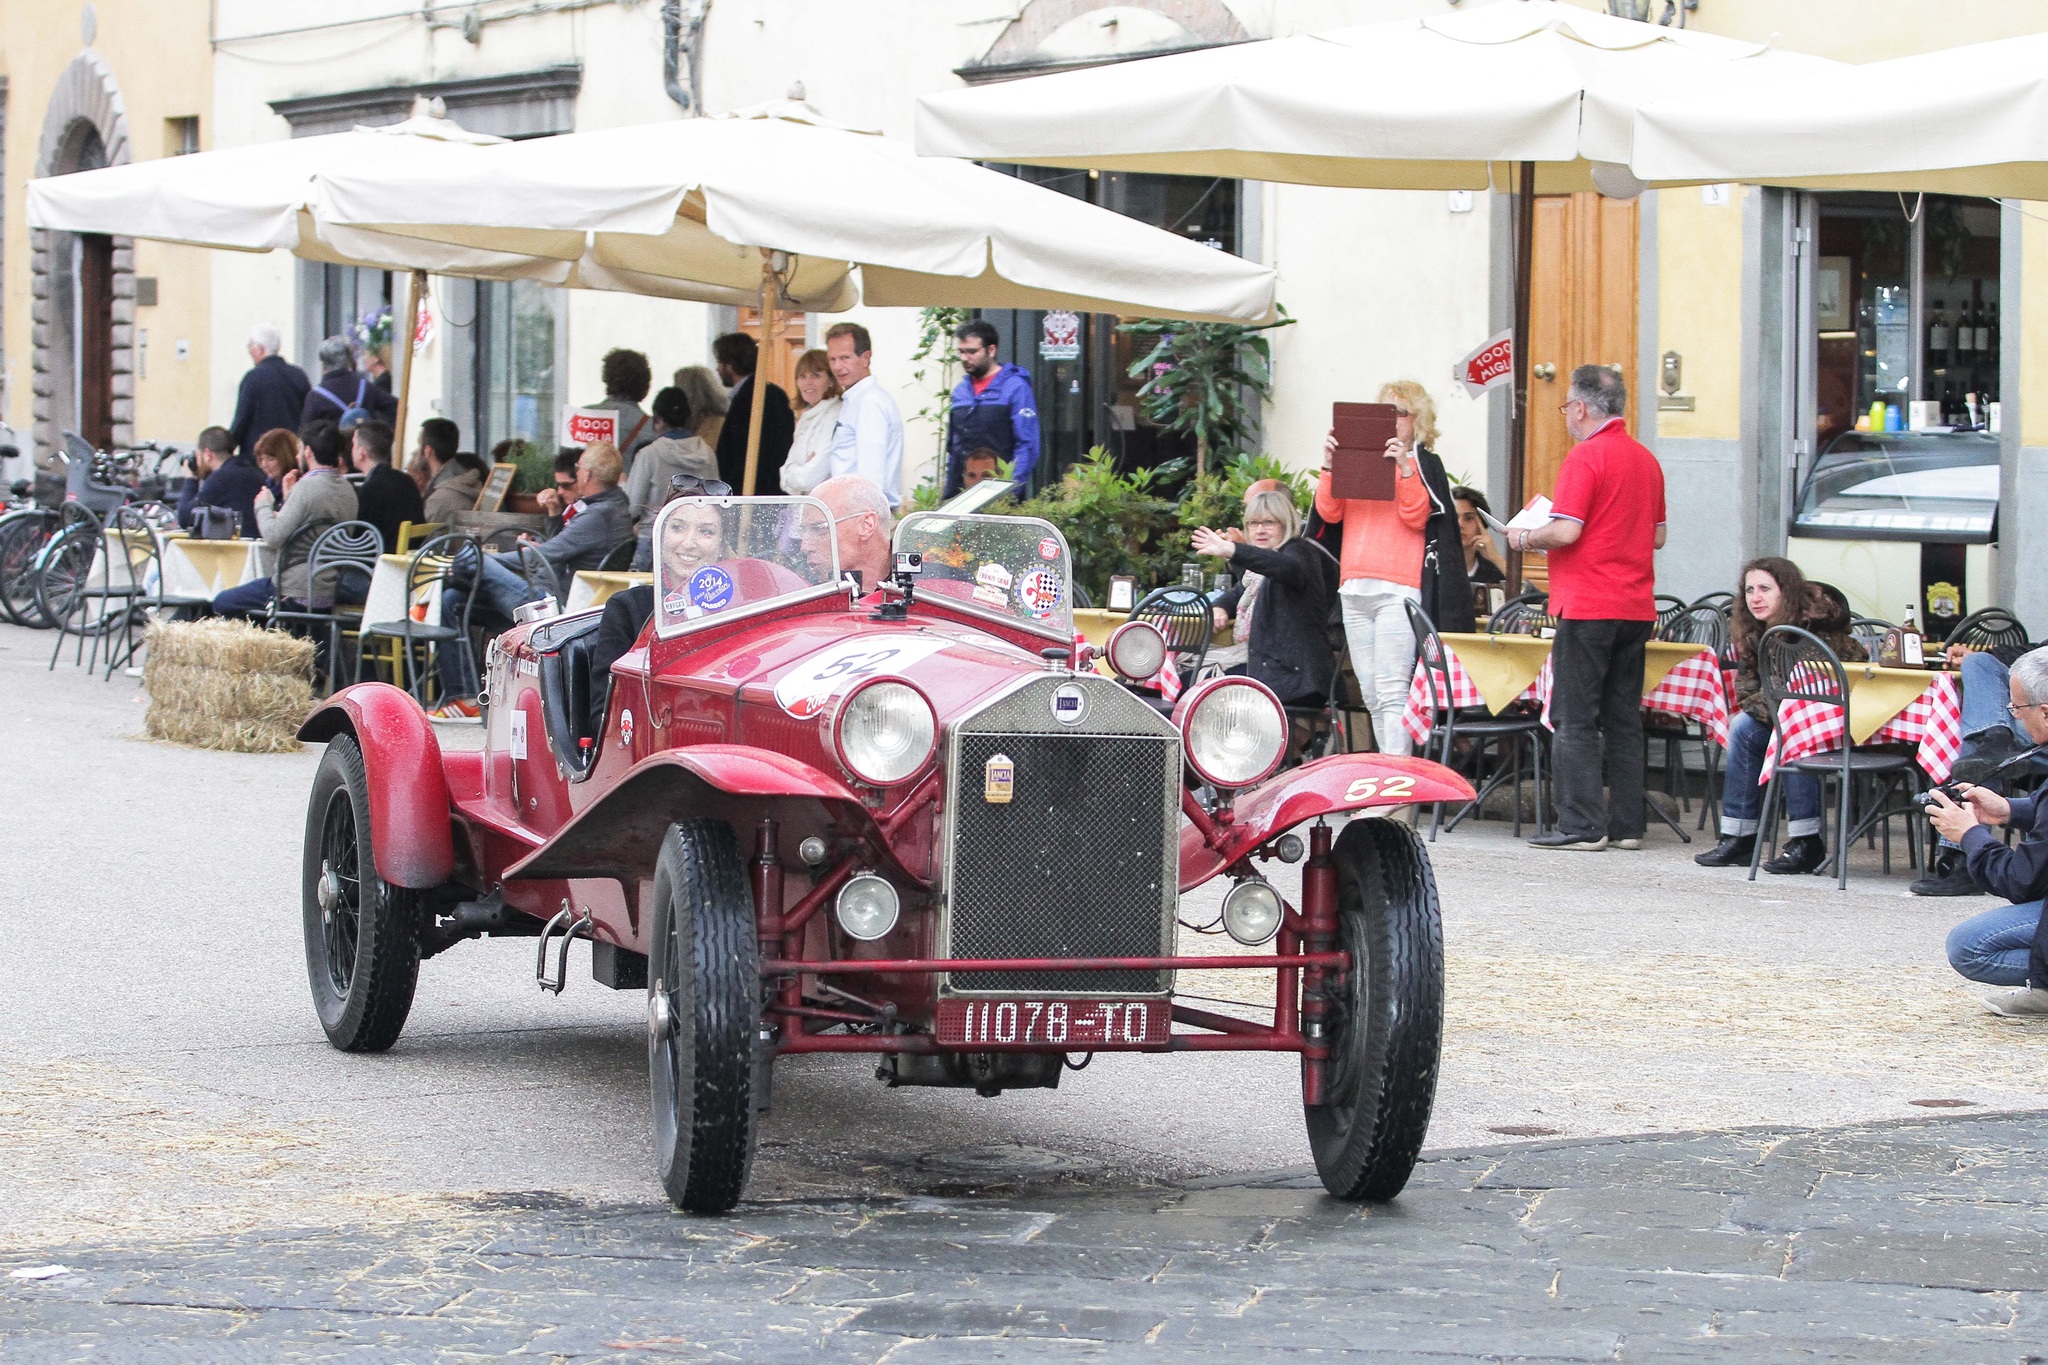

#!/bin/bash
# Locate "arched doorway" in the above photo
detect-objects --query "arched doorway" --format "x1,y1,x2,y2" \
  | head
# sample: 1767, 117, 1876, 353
32, 51, 134, 464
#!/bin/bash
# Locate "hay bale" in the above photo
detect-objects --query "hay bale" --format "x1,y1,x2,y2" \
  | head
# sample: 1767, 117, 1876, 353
142, 620, 315, 754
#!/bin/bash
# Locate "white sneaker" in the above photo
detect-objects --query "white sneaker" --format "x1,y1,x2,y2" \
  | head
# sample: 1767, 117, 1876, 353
1982, 987, 2048, 1017
1610, 838, 1643, 851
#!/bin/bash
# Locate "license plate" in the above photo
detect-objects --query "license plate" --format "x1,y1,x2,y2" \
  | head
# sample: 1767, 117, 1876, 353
935, 999, 1169, 1048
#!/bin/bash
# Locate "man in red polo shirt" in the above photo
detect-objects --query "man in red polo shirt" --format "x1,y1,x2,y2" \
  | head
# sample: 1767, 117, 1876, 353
1507, 365, 1667, 851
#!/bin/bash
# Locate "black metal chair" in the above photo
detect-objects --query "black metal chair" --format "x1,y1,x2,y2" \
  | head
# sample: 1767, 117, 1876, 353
1947, 606, 2029, 653
1849, 617, 1893, 661
596, 538, 638, 572
1655, 603, 1732, 832
1654, 594, 1688, 635
1488, 591, 1553, 636
269, 520, 383, 695
1405, 599, 1547, 840
1751, 624, 1924, 890
42, 503, 124, 672
356, 532, 484, 703
97, 504, 214, 678
513, 544, 563, 609
1691, 590, 1735, 613
1132, 586, 1213, 693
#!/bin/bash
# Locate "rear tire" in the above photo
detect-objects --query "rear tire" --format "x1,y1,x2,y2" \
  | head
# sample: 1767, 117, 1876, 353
1304, 817, 1444, 1201
0, 512, 55, 628
302, 734, 422, 1052
647, 819, 759, 1214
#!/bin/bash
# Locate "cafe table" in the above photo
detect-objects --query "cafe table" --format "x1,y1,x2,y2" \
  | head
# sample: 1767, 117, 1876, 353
360, 553, 443, 630
159, 537, 266, 598
567, 570, 652, 613
1760, 662, 1963, 784
1403, 633, 1730, 747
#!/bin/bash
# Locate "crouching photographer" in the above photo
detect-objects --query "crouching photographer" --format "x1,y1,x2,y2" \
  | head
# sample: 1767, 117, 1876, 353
1932, 647, 2048, 1016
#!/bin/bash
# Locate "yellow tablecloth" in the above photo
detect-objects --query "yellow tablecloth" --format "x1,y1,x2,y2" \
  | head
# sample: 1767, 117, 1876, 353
568, 570, 651, 613
1439, 633, 1721, 713
1843, 662, 1953, 744
164, 539, 266, 596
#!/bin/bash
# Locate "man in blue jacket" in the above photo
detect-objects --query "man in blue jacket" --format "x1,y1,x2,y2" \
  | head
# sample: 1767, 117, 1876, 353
176, 425, 266, 537
226, 323, 310, 460
943, 320, 1040, 498
1933, 646, 2048, 1015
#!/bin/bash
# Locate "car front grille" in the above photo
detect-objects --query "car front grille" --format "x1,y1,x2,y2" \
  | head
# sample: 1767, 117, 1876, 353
941, 676, 1180, 996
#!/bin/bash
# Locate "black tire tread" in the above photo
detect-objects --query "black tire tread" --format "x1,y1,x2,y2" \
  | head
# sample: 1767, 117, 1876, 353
1308, 816, 1445, 1202
304, 734, 422, 1053
0, 512, 53, 628
651, 819, 758, 1214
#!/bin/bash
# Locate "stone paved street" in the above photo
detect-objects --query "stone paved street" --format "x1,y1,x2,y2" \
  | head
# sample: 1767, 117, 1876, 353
9, 1113, 2048, 1361
8, 617, 2048, 1359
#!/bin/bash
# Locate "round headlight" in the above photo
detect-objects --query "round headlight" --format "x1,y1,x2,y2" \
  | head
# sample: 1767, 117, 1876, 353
1176, 677, 1286, 789
833, 679, 937, 786
1221, 878, 1283, 946
1106, 620, 1168, 682
835, 874, 900, 941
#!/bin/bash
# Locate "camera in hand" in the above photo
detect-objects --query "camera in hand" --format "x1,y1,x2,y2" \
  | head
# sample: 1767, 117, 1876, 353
1911, 729, 2043, 807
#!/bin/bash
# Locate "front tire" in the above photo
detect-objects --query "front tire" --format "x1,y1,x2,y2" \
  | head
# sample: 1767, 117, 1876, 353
647, 819, 759, 1214
1304, 817, 1445, 1201
302, 734, 422, 1052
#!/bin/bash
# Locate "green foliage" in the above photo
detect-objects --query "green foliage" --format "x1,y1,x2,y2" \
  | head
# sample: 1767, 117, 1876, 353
1013, 447, 1188, 603
503, 439, 555, 494
907, 474, 945, 512
909, 306, 973, 435
1118, 306, 1295, 475
1176, 452, 1314, 537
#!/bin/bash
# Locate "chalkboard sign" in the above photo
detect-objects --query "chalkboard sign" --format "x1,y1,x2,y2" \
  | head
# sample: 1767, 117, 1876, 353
476, 462, 517, 512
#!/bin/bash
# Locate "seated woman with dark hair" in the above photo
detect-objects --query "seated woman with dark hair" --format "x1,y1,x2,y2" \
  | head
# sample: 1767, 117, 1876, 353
1191, 487, 1339, 708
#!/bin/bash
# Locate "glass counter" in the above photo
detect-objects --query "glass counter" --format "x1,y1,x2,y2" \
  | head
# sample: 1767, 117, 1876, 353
1793, 429, 1998, 543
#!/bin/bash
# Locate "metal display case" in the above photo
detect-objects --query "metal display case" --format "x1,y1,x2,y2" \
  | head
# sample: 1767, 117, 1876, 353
1793, 429, 1998, 544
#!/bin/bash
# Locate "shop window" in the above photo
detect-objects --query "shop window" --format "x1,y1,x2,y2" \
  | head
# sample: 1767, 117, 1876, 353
476, 278, 557, 454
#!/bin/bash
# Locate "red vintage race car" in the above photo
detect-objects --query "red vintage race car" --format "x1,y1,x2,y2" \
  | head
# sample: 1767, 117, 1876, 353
298, 497, 1473, 1213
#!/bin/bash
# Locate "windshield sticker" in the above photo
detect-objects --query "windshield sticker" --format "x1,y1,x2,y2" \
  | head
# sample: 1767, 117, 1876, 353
773, 636, 952, 719
1038, 537, 1061, 561
975, 562, 1014, 591
688, 565, 736, 613
1017, 566, 1063, 618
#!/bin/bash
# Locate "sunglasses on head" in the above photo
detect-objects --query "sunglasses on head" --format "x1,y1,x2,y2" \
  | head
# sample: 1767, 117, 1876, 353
668, 474, 734, 498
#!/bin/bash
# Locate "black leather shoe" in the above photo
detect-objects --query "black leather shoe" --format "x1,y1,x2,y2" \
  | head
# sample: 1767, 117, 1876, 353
1910, 851, 1984, 897
1762, 835, 1827, 875
1694, 834, 1756, 868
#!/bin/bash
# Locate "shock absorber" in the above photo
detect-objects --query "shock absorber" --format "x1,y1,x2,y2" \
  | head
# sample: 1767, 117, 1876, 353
1297, 821, 1338, 1105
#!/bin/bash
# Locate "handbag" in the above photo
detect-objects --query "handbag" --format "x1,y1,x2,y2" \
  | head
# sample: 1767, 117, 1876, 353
194, 505, 240, 540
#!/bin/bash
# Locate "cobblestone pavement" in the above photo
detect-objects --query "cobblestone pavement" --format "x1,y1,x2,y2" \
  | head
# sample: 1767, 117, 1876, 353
9, 1112, 2048, 1362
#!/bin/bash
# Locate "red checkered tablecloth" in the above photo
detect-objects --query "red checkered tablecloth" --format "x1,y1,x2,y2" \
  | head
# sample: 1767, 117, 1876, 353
1760, 671, 1961, 784
1405, 643, 1729, 746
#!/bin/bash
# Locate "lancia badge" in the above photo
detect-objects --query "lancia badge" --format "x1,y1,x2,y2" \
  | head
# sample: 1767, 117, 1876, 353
984, 752, 1014, 803
1051, 682, 1087, 726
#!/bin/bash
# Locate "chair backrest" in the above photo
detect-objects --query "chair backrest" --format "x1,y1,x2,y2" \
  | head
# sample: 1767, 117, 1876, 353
515, 544, 562, 603
1403, 599, 1454, 737
1132, 586, 1213, 666
106, 504, 161, 592
1660, 602, 1728, 654
1489, 591, 1552, 636
408, 531, 485, 636
1758, 623, 1849, 724
1849, 617, 1891, 660
272, 520, 326, 603
1654, 594, 1688, 632
305, 520, 384, 607
1948, 606, 2030, 653
395, 520, 444, 555
596, 538, 637, 572
1691, 590, 1734, 611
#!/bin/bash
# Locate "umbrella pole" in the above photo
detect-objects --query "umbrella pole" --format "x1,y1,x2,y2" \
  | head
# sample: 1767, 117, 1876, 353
741, 257, 776, 495
1505, 161, 1535, 594
393, 269, 426, 467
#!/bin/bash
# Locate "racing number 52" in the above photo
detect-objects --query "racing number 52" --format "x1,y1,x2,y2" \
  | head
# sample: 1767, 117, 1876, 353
1345, 775, 1415, 802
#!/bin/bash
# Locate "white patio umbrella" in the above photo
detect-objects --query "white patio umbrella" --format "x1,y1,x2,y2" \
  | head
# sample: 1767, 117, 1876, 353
914, 1, 1842, 564
1632, 31, 2048, 198
25, 112, 581, 450
312, 96, 1281, 491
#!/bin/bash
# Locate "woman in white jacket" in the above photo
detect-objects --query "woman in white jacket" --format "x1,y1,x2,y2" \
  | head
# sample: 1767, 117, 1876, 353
778, 348, 842, 495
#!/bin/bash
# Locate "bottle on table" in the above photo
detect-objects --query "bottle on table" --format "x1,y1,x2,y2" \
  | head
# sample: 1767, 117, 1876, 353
1898, 603, 1925, 667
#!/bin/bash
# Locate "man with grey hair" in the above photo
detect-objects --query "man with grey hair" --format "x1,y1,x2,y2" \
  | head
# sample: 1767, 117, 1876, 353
1933, 645, 2048, 1015
806, 474, 895, 592
303, 335, 397, 431
226, 321, 310, 460
1506, 364, 1667, 852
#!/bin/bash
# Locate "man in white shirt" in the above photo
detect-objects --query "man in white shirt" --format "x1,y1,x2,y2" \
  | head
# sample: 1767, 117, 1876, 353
824, 322, 904, 508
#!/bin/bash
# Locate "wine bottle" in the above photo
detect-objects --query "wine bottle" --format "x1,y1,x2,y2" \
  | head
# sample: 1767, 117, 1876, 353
1900, 603, 1924, 667
1929, 301, 1950, 355
1980, 301, 1996, 356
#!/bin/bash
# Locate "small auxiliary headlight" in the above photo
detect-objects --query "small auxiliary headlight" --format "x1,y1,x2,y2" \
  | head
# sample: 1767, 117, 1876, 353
1106, 620, 1168, 682
835, 874, 900, 941
1221, 878, 1283, 946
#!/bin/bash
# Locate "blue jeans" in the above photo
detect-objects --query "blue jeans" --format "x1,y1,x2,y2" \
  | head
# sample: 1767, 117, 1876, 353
1946, 899, 2043, 985
437, 553, 543, 698
1720, 710, 1820, 838
212, 578, 276, 617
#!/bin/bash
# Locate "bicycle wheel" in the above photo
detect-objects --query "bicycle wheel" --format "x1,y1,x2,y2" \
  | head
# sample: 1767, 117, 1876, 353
33, 522, 111, 636
0, 510, 56, 627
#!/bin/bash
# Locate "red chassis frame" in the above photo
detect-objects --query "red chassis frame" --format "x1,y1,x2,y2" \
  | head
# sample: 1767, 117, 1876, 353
752, 755, 1472, 1107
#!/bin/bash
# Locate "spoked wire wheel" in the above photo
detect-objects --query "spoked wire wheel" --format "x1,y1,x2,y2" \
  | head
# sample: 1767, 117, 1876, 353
33, 522, 115, 637
301, 734, 421, 1052
0, 511, 57, 627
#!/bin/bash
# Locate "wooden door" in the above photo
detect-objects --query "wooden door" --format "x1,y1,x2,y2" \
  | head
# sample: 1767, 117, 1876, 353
78, 233, 115, 452
738, 308, 809, 398
1521, 194, 1637, 589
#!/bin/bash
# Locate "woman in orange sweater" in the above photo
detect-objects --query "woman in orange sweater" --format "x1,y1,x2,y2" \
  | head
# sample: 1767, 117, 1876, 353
1314, 381, 1434, 755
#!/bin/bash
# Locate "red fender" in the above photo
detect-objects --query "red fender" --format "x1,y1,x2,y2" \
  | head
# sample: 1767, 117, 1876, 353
506, 744, 890, 883
1177, 753, 1475, 891
298, 683, 458, 889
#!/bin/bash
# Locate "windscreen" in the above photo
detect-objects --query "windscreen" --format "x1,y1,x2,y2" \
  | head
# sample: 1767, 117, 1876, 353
895, 511, 1073, 636
651, 496, 839, 636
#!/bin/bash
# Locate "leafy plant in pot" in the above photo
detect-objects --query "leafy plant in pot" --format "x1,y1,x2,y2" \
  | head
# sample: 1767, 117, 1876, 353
1119, 307, 1294, 478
